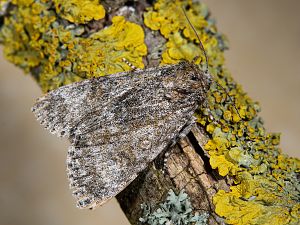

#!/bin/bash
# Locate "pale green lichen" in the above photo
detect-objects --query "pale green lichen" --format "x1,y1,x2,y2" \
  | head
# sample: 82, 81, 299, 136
144, 0, 300, 224
140, 189, 209, 225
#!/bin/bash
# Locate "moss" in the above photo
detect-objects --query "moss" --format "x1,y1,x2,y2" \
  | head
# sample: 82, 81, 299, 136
144, 0, 300, 224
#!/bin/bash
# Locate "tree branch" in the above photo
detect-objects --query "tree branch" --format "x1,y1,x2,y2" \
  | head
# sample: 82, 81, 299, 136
0, 0, 299, 224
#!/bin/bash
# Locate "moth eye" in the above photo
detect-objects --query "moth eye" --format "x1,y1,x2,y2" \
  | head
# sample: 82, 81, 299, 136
191, 75, 198, 81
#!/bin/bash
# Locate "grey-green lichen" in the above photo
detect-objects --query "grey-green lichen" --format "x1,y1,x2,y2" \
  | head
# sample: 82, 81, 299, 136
140, 189, 209, 225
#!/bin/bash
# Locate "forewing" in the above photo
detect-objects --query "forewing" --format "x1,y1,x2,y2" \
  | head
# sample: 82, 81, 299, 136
32, 62, 205, 209
67, 114, 192, 208
32, 72, 137, 138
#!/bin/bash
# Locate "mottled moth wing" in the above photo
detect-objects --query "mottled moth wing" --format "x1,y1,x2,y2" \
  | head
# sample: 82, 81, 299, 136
32, 61, 211, 209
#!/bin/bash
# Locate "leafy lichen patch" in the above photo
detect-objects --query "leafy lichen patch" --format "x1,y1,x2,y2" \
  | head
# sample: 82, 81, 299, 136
0, 1, 147, 92
144, 0, 226, 69
53, 0, 105, 24
144, 0, 300, 224
140, 189, 209, 225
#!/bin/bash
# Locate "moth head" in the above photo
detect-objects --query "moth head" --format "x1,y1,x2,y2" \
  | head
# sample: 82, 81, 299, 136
163, 62, 211, 102
175, 62, 211, 94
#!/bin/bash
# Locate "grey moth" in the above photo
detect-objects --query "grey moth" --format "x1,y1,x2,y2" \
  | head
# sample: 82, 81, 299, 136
32, 61, 211, 209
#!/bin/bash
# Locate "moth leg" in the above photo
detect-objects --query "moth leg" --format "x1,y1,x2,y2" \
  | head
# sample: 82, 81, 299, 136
161, 117, 197, 173
162, 115, 195, 174
168, 116, 196, 149
192, 55, 200, 64
178, 117, 196, 140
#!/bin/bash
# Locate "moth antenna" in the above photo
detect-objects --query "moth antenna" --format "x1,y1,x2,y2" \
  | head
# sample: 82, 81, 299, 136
182, 7, 209, 73
182, 7, 242, 120
122, 58, 137, 71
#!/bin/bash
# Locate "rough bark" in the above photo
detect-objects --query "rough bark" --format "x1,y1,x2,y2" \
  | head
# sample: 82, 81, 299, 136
117, 124, 229, 224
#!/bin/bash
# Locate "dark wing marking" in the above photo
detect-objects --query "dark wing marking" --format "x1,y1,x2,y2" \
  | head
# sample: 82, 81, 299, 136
32, 62, 210, 208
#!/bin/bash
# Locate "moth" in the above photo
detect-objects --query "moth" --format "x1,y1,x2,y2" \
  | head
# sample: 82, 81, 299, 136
32, 61, 212, 209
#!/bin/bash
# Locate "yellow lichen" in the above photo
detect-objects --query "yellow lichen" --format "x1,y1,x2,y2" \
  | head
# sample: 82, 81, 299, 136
214, 174, 299, 225
11, 0, 34, 6
144, 0, 224, 69
39, 15, 147, 91
145, 0, 300, 224
0, 1, 146, 92
213, 188, 294, 225
210, 154, 239, 176
53, 0, 105, 24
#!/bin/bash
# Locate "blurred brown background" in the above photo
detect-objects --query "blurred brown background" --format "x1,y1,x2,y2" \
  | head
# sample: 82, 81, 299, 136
0, 1, 299, 225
